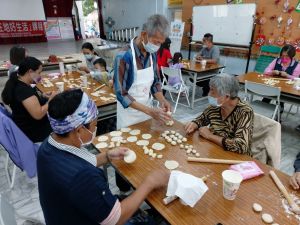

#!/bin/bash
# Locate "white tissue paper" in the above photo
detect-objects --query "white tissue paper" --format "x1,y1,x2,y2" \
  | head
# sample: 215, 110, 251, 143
166, 170, 208, 207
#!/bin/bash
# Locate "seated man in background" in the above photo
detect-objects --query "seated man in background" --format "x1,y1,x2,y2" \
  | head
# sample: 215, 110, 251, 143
194, 33, 220, 97
290, 152, 300, 190
196, 33, 220, 64
185, 73, 254, 155
37, 89, 169, 225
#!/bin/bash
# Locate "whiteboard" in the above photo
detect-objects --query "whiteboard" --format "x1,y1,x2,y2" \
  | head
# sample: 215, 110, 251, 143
192, 4, 256, 47
0, 0, 46, 21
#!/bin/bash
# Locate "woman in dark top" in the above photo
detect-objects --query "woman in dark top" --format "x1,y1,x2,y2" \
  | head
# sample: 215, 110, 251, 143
1, 57, 56, 142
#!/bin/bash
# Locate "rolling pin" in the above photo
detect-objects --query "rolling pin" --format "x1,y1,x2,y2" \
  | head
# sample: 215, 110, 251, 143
163, 175, 209, 205
94, 84, 106, 91
187, 157, 248, 164
269, 170, 300, 214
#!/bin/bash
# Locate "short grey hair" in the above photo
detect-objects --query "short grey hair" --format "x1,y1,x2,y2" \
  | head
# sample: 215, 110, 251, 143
142, 14, 170, 38
209, 73, 239, 98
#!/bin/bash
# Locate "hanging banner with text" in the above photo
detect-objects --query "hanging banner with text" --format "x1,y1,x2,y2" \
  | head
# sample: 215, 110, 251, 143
0, 20, 45, 38
169, 20, 185, 55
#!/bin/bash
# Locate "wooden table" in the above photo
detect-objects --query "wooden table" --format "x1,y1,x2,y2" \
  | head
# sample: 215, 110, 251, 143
36, 71, 116, 108
238, 72, 300, 109
96, 120, 299, 225
181, 60, 225, 109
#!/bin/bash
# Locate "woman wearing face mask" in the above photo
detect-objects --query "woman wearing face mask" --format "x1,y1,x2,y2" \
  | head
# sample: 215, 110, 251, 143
37, 89, 170, 225
264, 44, 300, 79
185, 73, 254, 155
263, 45, 300, 119
79, 42, 100, 73
1, 57, 56, 143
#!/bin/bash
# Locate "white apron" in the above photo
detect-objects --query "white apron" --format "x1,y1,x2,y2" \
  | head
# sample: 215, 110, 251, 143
117, 38, 154, 129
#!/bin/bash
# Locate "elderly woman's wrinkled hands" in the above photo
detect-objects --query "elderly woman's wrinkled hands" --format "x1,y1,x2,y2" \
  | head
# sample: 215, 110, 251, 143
107, 147, 129, 160
199, 126, 213, 140
185, 122, 198, 134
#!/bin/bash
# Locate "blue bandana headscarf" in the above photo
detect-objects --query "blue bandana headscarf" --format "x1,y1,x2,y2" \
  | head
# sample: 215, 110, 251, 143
48, 92, 98, 134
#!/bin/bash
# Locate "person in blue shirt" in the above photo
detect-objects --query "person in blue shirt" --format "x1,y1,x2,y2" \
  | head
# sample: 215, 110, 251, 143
113, 14, 172, 129
37, 89, 169, 225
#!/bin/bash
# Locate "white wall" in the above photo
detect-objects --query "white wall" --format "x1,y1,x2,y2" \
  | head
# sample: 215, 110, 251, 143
102, 0, 168, 33
0, 0, 45, 20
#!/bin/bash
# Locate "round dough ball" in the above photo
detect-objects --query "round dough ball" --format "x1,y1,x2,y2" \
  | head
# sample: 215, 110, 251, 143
173, 137, 178, 141
110, 131, 122, 137
253, 203, 263, 212
195, 153, 200, 157
192, 150, 197, 154
177, 140, 182, 144
167, 139, 172, 143
161, 133, 166, 138
124, 150, 137, 164
187, 149, 192, 154
98, 136, 108, 142
178, 135, 183, 139
129, 129, 141, 135
152, 143, 165, 151
175, 133, 180, 137
96, 142, 108, 149
127, 136, 137, 142
165, 130, 170, 134
171, 141, 176, 146
142, 134, 152, 140
120, 127, 131, 132
182, 137, 187, 142
157, 154, 163, 159
262, 214, 273, 224
164, 160, 179, 170
185, 145, 189, 149
180, 144, 184, 148
171, 130, 176, 134
170, 134, 175, 139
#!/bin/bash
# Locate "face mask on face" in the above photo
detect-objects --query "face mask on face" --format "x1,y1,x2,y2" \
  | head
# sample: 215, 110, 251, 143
142, 37, 160, 53
78, 126, 97, 147
208, 96, 221, 107
84, 54, 93, 60
30, 72, 41, 84
281, 57, 291, 64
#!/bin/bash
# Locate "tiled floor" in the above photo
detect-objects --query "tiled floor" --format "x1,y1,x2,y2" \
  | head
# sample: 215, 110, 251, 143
0, 39, 299, 224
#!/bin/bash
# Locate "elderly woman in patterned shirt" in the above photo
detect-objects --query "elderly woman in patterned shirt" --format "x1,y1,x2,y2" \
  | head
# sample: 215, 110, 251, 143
185, 73, 254, 155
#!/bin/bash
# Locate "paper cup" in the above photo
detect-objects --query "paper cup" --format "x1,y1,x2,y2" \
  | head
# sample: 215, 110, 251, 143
59, 62, 65, 75
66, 65, 72, 74
201, 60, 207, 68
294, 78, 300, 90
222, 170, 243, 200
55, 82, 64, 92
80, 75, 88, 88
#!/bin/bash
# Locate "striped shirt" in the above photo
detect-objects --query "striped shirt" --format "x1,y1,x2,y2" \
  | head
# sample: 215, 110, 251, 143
192, 99, 254, 155
113, 39, 162, 108
48, 135, 97, 166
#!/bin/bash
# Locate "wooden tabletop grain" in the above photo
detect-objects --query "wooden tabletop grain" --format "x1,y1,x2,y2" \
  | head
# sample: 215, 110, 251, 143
181, 60, 225, 73
36, 71, 116, 108
94, 120, 299, 225
238, 72, 300, 97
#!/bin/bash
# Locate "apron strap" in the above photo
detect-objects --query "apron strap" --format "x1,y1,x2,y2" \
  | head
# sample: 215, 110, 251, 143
130, 37, 153, 78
